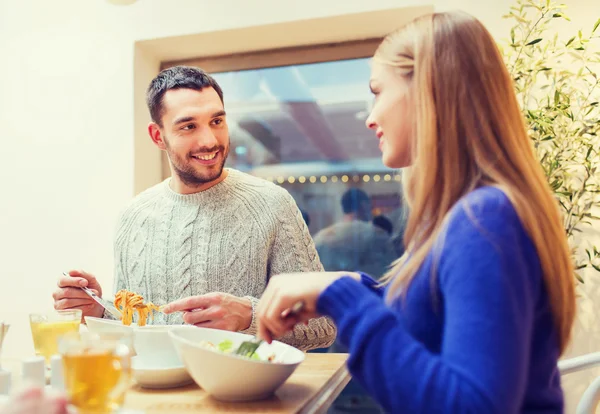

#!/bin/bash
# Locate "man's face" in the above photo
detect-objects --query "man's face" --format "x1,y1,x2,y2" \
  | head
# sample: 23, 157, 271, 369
151, 87, 229, 188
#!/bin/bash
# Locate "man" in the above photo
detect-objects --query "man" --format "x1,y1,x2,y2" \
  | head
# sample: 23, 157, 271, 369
52, 66, 335, 351
313, 188, 397, 279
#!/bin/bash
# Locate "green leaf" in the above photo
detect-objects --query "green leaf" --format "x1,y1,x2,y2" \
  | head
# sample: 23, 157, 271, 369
553, 13, 563, 18
526, 38, 543, 46
565, 36, 576, 46
593, 263, 600, 272
575, 46, 586, 51
218, 339, 233, 352
593, 17, 600, 33
514, 14, 529, 23
511, 28, 516, 44
584, 214, 600, 220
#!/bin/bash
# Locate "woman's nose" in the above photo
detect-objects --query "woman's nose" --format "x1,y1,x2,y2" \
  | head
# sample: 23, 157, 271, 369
365, 116, 377, 130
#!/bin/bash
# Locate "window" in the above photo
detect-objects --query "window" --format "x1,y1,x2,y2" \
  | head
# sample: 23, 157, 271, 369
163, 41, 406, 280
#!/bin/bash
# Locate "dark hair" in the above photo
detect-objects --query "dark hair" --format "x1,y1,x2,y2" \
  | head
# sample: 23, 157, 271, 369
373, 215, 394, 235
341, 188, 371, 214
146, 66, 224, 126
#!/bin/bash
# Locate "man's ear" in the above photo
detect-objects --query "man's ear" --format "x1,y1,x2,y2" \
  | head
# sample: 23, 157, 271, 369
148, 122, 166, 150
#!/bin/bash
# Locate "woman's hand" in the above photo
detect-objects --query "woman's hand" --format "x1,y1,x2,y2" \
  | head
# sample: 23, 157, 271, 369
256, 271, 360, 343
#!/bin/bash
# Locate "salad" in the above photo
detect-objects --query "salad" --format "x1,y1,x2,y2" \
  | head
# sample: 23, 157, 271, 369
199, 339, 277, 362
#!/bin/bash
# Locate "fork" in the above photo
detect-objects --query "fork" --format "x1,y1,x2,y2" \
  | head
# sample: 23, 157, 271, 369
234, 300, 305, 358
63, 272, 122, 320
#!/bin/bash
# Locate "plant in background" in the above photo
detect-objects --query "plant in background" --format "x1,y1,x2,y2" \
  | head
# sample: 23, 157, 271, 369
501, 0, 600, 282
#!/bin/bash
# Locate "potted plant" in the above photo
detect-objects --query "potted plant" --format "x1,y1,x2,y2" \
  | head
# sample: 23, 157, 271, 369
501, 0, 600, 282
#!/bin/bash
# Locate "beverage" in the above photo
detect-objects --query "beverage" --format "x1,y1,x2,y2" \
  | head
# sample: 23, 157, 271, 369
63, 350, 129, 412
60, 332, 131, 413
30, 319, 80, 364
29, 310, 82, 365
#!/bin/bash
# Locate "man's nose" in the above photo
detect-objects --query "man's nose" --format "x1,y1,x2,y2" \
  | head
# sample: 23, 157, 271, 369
195, 127, 219, 149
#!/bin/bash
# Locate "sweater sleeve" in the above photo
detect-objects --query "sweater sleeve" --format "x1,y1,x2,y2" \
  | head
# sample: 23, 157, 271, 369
262, 189, 337, 351
317, 194, 540, 413
359, 272, 384, 298
103, 213, 130, 321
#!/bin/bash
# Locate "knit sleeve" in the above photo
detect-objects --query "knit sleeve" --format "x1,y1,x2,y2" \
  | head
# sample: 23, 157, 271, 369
316, 191, 542, 413
264, 189, 337, 351
359, 272, 385, 298
103, 212, 130, 320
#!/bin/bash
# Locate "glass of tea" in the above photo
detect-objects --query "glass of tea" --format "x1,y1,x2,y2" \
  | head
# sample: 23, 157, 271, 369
29, 309, 82, 365
59, 331, 132, 413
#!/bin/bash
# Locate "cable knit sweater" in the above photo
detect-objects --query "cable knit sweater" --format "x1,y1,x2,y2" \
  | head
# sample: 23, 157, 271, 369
108, 168, 336, 351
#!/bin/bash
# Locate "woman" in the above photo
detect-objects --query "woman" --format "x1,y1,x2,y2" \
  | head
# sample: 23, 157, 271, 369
257, 11, 575, 414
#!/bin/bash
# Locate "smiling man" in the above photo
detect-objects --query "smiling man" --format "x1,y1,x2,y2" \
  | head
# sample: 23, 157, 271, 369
53, 66, 336, 351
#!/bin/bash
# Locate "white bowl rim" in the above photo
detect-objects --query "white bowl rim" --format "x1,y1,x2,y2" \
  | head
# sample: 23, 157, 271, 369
132, 355, 186, 372
84, 316, 137, 326
168, 326, 305, 366
133, 325, 174, 331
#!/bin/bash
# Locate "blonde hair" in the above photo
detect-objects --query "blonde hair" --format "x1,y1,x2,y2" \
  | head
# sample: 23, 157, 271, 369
376, 11, 575, 353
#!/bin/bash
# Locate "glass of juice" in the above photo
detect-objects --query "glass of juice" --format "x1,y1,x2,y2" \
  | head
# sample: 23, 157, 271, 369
59, 331, 132, 413
29, 309, 82, 365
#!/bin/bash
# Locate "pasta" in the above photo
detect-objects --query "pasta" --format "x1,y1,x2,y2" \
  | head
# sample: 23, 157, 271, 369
114, 290, 161, 326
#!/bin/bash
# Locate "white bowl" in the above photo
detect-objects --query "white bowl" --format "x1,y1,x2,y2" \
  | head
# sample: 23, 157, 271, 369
132, 356, 193, 389
168, 326, 305, 401
84, 316, 137, 334
133, 325, 181, 365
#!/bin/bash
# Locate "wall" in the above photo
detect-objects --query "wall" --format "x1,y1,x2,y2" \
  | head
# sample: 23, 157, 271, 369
1, 0, 599, 411
0, 0, 416, 358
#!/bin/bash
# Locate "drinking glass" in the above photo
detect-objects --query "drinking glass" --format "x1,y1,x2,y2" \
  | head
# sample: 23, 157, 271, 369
29, 309, 82, 365
59, 331, 132, 413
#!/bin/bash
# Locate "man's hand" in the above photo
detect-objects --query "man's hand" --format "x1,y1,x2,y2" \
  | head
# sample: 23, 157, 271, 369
163, 293, 252, 331
52, 270, 104, 320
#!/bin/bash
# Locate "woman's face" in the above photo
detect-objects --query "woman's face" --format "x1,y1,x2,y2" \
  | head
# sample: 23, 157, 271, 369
365, 61, 414, 169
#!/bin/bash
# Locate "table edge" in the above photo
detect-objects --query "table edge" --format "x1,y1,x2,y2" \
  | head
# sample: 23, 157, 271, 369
297, 362, 351, 414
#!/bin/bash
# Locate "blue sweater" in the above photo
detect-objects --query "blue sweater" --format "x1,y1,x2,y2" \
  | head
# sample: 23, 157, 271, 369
317, 187, 563, 414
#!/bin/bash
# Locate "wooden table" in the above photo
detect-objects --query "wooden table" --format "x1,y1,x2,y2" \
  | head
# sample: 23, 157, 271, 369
2, 353, 350, 413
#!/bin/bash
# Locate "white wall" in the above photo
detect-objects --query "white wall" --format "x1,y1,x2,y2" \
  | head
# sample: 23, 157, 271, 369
1, 0, 599, 410
0, 0, 428, 358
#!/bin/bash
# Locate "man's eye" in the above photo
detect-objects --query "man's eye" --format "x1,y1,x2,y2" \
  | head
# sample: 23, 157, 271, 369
182, 124, 196, 130
211, 118, 223, 126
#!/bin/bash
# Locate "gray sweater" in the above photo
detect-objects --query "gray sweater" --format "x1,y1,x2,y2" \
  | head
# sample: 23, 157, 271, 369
109, 169, 336, 351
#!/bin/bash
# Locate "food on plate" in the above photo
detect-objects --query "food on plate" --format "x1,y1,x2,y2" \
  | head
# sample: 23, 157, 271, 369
199, 339, 277, 362
114, 290, 161, 326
